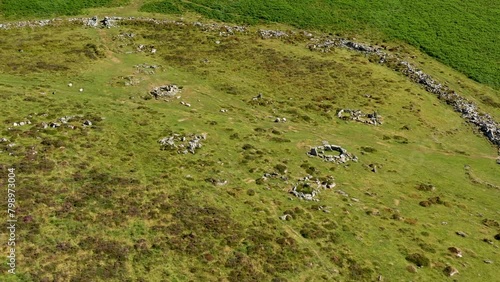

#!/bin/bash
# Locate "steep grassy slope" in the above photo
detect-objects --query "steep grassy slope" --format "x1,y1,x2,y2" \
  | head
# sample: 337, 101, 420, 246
0, 19, 498, 281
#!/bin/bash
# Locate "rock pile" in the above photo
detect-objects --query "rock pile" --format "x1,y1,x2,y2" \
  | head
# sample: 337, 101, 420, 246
307, 142, 358, 164
150, 85, 180, 99
158, 133, 207, 154
337, 109, 382, 125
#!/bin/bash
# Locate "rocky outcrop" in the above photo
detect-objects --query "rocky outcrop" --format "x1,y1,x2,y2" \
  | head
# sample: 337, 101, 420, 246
307, 141, 358, 164
150, 84, 180, 99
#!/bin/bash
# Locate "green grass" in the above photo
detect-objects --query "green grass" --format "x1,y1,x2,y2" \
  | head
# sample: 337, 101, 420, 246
0, 0, 130, 18
137, 0, 500, 90
0, 17, 499, 282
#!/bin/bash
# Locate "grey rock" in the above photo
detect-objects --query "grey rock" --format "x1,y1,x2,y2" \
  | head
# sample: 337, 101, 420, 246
86, 16, 99, 27
455, 231, 468, 237
279, 214, 292, 221
150, 84, 180, 99
83, 120, 92, 126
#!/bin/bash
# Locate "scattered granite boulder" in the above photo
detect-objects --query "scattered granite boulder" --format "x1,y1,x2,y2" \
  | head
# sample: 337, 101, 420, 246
205, 177, 227, 186
279, 214, 292, 221
496, 158, 500, 165
252, 93, 263, 101
150, 85, 180, 99
448, 247, 463, 258
455, 231, 468, 237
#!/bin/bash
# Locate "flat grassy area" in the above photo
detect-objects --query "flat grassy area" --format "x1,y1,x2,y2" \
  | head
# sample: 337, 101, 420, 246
0, 20, 498, 281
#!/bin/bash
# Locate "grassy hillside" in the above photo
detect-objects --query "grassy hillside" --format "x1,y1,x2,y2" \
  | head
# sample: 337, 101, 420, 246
138, 0, 500, 90
0, 18, 498, 281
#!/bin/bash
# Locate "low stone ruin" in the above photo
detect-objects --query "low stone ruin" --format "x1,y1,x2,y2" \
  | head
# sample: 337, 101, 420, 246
289, 175, 336, 201
150, 85, 180, 99
307, 141, 358, 164
337, 109, 382, 125
158, 133, 207, 154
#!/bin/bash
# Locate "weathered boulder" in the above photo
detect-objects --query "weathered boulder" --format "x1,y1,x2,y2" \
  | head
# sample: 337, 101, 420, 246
443, 266, 459, 277
448, 247, 463, 258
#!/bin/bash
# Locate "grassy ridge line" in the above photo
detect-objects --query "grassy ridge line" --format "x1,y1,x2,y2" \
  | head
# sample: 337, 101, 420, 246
138, 0, 500, 90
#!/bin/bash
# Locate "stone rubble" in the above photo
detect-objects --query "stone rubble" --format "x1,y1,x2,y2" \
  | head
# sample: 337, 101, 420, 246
258, 29, 289, 39
150, 85, 180, 99
307, 141, 358, 164
158, 133, 206, 154
337, 109, 382, 125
